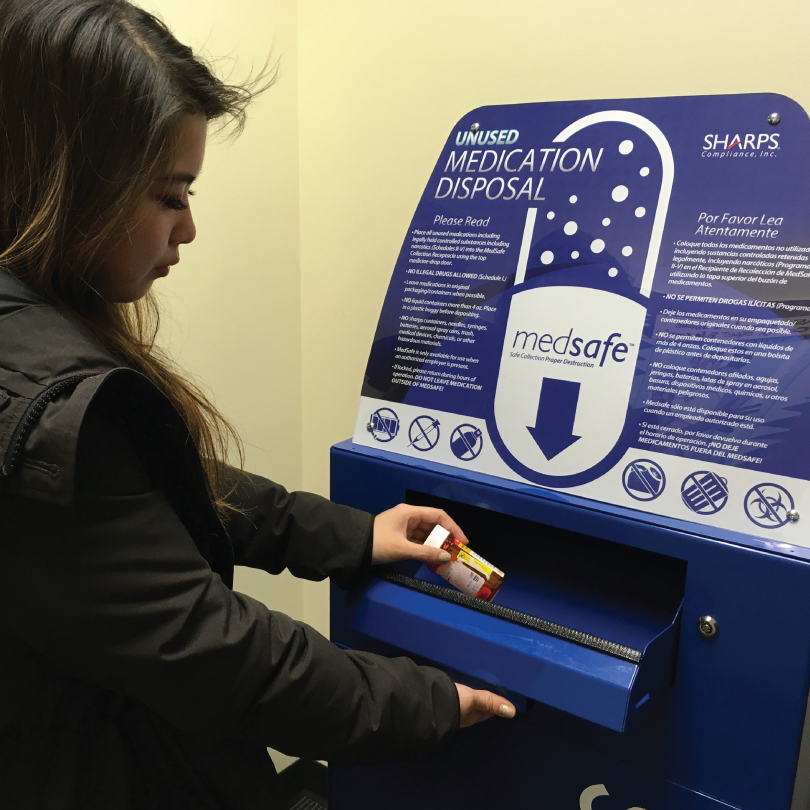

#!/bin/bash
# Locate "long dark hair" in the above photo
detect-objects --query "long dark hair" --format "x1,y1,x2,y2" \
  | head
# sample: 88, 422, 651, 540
0, 0, 274, 512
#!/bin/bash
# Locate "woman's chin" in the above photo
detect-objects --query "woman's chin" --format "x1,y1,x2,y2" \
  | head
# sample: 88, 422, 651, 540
105, 280, 155, 304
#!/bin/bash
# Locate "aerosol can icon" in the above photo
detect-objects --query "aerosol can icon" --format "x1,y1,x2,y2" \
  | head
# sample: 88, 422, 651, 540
490, 112, 674, 487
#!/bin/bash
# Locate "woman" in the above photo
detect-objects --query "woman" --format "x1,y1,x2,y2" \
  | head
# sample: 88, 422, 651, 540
0, 1, 514, 808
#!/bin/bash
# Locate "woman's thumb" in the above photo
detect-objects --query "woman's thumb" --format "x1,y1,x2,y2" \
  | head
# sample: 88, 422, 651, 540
419, 544, 451, 564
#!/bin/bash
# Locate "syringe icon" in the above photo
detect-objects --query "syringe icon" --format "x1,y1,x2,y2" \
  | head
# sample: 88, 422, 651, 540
407, 416, 440, 449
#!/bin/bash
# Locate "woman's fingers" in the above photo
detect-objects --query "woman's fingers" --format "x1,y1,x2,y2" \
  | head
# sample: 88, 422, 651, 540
456, 683, 516, 728
410, 541, 451, 565
407, 506, 469, 545
371, 504, 469, 565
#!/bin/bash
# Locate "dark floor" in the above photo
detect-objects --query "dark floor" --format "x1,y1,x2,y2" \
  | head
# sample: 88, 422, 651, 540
277, 759, 328, 810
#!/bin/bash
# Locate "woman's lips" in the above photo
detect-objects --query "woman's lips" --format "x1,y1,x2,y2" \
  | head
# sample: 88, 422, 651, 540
155, 258, 178, 278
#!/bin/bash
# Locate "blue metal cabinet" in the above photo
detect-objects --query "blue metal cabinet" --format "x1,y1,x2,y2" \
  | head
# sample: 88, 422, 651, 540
330, 93, 810, 809
330, 440, 810, 810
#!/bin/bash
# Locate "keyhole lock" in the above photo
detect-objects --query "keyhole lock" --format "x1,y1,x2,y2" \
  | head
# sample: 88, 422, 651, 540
698, 616, 718, 638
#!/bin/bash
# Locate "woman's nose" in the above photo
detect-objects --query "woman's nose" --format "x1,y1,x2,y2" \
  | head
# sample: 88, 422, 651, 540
175, 207, 197, 245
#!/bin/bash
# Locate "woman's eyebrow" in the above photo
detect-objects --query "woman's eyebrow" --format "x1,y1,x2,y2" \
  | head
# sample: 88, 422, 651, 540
161, 172, 198, 184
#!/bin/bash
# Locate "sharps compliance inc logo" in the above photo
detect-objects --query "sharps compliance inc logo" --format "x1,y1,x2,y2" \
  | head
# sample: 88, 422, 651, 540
701, 131, 780, 159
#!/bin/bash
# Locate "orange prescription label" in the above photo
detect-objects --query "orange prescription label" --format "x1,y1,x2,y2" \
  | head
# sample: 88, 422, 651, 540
424, 525, 506, 602
435, 559, 486, 598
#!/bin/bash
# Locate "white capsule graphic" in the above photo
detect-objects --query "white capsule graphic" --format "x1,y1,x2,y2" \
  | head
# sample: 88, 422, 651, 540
493, 110, 673, 482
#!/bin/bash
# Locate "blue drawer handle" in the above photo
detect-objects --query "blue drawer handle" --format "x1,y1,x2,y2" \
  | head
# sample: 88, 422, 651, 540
375, 570, 642, 664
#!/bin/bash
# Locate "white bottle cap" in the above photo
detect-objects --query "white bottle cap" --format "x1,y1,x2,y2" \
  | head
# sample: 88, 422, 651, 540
424, 525, 450, 548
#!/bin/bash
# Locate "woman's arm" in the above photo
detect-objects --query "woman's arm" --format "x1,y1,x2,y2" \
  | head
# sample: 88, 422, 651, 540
0, 411, 461, 762
224, 471, 468, 586
223, 469, 375, 589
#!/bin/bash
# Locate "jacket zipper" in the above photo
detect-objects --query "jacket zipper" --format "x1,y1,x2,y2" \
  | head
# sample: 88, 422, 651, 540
1, 373, 96, 478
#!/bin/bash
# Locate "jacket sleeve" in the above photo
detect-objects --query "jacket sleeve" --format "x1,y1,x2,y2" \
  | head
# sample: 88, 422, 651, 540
223, 470, 374, 591
0, 410, 459, 763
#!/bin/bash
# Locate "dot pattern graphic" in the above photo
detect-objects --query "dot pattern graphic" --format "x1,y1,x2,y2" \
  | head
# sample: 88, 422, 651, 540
526, 135, 658, 286
612, 185, 629, 202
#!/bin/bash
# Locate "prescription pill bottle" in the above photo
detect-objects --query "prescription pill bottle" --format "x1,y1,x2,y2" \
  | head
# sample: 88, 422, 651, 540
424, 526, 505, 602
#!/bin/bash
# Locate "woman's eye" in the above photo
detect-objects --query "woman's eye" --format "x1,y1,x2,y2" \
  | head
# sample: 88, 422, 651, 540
162, 197, 189, 211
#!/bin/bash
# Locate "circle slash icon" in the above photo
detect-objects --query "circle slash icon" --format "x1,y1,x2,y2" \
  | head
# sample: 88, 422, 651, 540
450, 424, 484, 461
367, 408, 400, 443
622, 459, 666, 501
681, 471, 729, 515
744, 483, 795, 529
408, 415, 440, 452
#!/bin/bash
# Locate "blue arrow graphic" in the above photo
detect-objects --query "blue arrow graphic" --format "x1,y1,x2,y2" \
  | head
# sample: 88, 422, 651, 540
527, 378, 582, 460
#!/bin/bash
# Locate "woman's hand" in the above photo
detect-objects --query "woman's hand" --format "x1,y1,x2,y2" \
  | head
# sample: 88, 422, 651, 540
456, 684, 516, 727
371, 504, 469, 566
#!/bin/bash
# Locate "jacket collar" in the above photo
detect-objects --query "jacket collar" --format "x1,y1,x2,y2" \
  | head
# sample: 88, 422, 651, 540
0, 272, 49, 321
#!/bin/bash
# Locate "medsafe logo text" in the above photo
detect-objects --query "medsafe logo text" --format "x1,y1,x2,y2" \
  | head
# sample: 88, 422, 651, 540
511, 328, 630, 367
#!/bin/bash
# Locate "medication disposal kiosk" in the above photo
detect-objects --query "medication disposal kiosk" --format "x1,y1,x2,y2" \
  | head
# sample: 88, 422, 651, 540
329, 94, 810, 809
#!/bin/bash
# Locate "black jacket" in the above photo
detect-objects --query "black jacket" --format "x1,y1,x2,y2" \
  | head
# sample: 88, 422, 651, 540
0, 273, 459, 810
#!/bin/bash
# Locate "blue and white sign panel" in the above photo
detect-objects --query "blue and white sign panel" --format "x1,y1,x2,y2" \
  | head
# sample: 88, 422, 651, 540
353, 94, 810, 541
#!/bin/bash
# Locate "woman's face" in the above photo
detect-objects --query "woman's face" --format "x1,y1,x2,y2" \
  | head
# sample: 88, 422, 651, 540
95, 113, 207, 303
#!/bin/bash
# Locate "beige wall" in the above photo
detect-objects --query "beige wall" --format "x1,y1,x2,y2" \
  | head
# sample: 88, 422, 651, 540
296, 0, 810, 635
144, 0, 301, 771
297, 0, 810, 496
148, 0, 301, 492
145, 0, 809, 762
